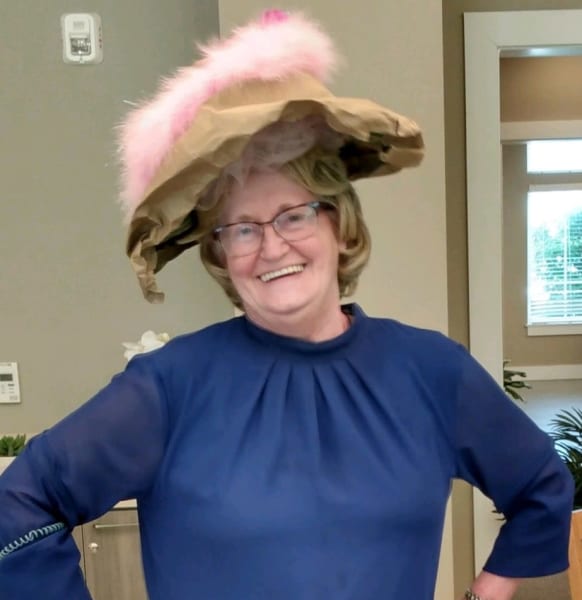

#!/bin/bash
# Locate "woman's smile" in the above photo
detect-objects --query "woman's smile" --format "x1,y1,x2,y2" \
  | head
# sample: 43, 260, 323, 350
258, 264, 305, 283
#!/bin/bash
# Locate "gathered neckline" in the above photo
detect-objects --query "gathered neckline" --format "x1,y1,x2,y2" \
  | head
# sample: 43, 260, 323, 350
241, 303, 364, 357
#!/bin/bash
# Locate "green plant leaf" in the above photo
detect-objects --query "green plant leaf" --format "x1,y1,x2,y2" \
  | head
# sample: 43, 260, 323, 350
503, 360, 531, 403
549, 407, 582, 510
0, 434, 27, 457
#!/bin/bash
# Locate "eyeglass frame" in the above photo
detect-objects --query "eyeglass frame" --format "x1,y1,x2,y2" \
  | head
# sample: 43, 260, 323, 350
212, 200, 332, 257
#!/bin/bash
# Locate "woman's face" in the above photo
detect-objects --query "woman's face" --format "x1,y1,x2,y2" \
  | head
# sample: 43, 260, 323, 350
219, 170, 344, 329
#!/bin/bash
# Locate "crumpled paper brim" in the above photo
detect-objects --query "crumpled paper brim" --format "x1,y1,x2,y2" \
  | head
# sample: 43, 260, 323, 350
127, 90, 424, 303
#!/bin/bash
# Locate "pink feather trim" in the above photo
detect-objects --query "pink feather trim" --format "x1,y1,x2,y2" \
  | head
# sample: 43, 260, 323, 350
260, 9, 289, 24
118, 11, 339, 219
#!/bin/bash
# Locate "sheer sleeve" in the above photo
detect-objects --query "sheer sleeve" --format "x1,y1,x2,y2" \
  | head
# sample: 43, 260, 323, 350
0, 353, 169, 598
452, 345, 574, 577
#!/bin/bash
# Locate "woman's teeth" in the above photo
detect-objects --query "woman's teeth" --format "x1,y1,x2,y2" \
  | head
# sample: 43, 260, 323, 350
259, 265, 304, 282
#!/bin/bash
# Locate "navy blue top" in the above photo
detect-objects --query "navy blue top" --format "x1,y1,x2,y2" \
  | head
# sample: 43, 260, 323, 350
0, 305, 574, 599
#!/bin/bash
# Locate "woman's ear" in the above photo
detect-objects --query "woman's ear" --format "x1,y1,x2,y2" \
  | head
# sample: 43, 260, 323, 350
213, 241, 227, 268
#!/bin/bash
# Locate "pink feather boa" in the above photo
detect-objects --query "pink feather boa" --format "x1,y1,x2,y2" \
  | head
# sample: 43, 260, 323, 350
118, 10, 339, 219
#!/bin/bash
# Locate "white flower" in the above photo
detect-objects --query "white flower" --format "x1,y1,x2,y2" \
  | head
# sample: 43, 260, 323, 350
122, 330, 170, 361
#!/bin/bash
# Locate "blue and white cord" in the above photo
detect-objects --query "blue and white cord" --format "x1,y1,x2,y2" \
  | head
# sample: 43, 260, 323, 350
0, 522, 66, 560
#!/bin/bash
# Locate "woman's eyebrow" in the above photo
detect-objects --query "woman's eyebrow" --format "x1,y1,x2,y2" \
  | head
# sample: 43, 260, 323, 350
228, 213, 256, 222
226, 203, 296, 223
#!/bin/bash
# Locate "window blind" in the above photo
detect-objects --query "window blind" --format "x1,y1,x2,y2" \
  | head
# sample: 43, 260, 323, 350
527, 188, 582, 325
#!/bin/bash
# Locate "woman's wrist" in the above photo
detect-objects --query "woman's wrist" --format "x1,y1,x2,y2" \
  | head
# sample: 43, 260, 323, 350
464, 570, 521, 600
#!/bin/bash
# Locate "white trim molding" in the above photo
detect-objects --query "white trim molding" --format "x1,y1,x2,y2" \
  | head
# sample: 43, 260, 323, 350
509, 364, 582, 381
501, 120, 582, 142
527, 324, 582, 336
529, 183, 582, 192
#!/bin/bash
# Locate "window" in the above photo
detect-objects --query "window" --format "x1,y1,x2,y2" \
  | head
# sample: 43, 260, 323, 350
527, 140, 582, 173
527, 185, 582, 333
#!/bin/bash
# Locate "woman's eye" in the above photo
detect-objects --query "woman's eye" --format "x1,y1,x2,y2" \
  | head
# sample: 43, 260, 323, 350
233, 224, 256, 239
281, 211, 306, 226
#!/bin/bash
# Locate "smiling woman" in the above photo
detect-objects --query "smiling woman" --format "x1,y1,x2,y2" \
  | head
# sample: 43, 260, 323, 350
213, 170, 345, 340
0, 9, 574, 600
198, 146, 371, 321
194, 147, 370, 340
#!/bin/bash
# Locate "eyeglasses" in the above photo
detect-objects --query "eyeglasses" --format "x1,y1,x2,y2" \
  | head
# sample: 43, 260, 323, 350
213, 200, 330, 258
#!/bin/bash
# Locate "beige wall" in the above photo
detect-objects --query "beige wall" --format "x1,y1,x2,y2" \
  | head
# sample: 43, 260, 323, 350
0, 1, 231, 433
443, 1, 582, 595
501, 56, 582, 122
502, 144, 582, 365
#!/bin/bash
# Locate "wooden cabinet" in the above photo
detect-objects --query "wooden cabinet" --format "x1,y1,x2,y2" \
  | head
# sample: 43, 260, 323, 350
570, 510, 582, 600
74, 508, 148, 600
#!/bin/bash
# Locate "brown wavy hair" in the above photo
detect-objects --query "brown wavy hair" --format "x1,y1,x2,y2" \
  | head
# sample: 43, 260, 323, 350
195, 147, 371, 310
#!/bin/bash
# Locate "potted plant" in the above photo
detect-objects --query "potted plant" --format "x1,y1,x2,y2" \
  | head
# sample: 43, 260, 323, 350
503, 360, 531, 403
501, 366, 581, 510
549, 407, 582, 510
0, 434, 27, 474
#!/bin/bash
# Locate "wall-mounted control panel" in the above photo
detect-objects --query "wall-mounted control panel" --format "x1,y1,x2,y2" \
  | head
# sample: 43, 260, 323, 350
61, 13, 103, 65
0, 362, 21, 404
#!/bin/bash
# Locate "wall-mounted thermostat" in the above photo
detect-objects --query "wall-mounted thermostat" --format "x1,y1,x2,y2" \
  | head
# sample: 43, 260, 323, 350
61, 13, 103, 65
0, 362, 21, 404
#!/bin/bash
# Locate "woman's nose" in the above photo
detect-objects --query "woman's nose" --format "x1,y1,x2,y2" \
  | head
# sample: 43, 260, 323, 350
259, 223, 289, 259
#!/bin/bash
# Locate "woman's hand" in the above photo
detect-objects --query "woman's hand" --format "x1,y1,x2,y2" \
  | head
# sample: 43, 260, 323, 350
460, 571, 521, 600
